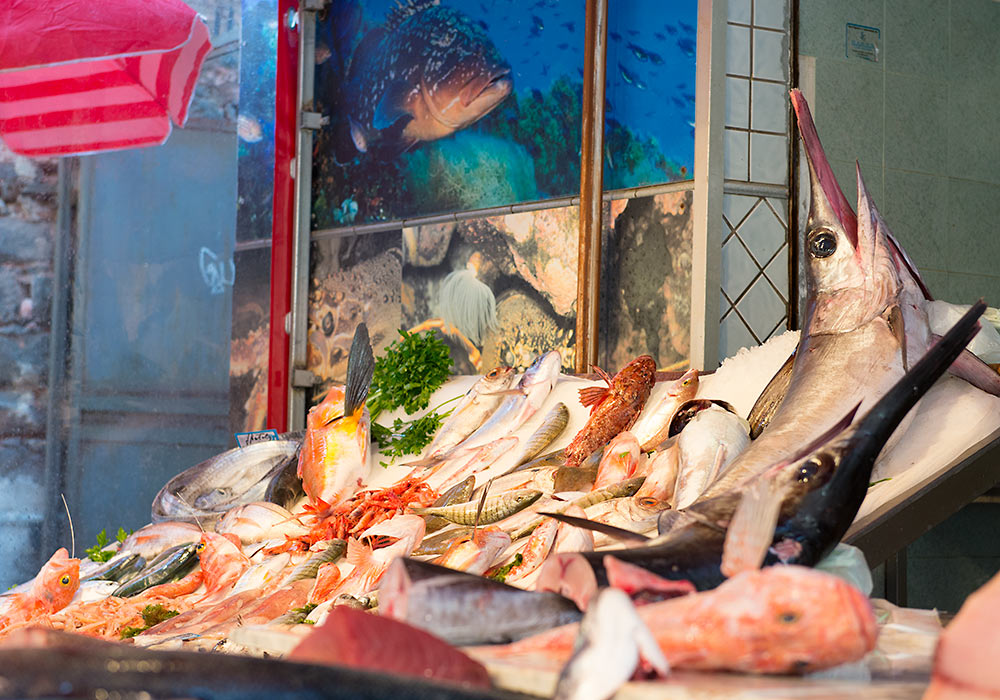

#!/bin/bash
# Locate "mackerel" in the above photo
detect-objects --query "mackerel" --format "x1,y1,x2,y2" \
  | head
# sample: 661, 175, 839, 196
411, 489, 543, 525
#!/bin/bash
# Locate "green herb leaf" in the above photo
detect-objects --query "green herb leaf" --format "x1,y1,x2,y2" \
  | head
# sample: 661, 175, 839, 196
287, 602, 318, 624
488, 553, 523, 583
119, 604, 179, 639
116, 527, 132, 544
868, 477, 892, 488
367, 329, 453, 419
373, 411, 445, 466
85, 529, 114, 563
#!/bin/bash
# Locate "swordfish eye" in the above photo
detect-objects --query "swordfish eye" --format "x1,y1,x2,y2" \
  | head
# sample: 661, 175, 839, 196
59, 574, 72, 587
808, 229, 837, 258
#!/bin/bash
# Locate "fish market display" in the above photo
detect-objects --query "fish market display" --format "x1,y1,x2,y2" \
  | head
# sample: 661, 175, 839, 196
7, 90, 1000, 699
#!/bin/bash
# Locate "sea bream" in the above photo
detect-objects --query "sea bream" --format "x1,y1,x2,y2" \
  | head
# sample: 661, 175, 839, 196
336, 0, 513, 161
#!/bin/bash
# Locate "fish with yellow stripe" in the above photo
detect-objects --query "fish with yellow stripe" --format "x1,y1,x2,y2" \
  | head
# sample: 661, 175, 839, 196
299, 324, 375, 509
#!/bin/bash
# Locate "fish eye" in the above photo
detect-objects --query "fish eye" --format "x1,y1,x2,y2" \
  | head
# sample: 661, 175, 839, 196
637, 497, 657, 508
778, 610, 800, 624
808, 230, 837, 258
196, 542, 207, 552
487, 368, 499, 378
682, 379, 691, 386
59, 575, 71, 586
797, 460, 820, 481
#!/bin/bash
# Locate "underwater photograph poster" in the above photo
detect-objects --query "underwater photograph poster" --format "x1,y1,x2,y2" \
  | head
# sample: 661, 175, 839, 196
310, 0, 697, 228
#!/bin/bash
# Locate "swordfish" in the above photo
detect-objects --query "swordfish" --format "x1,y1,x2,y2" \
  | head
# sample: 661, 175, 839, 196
694, 90, 1000, 506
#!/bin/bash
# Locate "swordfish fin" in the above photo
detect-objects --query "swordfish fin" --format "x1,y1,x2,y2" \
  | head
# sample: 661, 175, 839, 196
344, 323, 374, 416
721, 476, 782, 578
748, 349, 796, 439
540, 512, 652, 543
933, 335, 1000, 397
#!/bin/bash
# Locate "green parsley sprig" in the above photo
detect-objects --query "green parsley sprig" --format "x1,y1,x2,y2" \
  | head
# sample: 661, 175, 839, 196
119, 604, 180, 639
366, 329, 454, 464
85, 527, 131, 563
487, 554, 523, 583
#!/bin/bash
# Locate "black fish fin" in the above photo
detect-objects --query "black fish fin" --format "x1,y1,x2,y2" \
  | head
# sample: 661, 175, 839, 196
747, 349, 796, 439
373, 80, 414, 131
343, 323, 374, 416
720, 475, 782, 578
539, 511, 651, 543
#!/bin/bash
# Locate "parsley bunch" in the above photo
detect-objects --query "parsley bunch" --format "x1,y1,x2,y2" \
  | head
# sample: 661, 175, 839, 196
367, 330, 454, 464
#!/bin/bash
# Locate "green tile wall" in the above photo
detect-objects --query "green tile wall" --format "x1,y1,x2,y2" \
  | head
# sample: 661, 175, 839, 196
799, 0, 1000, 611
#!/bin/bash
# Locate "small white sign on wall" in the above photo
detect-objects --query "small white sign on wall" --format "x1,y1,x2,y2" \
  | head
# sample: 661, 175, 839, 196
846, 23, 880, 62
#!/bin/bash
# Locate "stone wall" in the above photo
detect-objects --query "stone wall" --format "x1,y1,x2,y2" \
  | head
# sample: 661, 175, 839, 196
0, 146, 57, 589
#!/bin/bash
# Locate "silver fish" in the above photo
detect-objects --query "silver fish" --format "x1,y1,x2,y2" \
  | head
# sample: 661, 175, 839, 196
151, 440, 300, 526
417, 366, 517, 464
672, 400, 750, 509
631, 368, 699, 451
411, 489, 542, 526
453, 351, 562, 452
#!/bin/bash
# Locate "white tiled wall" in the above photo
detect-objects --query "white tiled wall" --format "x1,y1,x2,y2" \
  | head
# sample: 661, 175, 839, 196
719, 0, 792, 362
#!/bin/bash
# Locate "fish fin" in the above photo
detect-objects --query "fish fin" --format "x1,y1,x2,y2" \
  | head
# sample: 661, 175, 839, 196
747, 350, 795, 439
578, 386, 608, 411
884, 304, 907, 369
345, 537, 374, 570
592, 365, 615, 387
603, 555, 694, 600
944, 342, 1000, 397
372, 80, 414, 131
704, 444, 727, 485
720, 476, 783, 578
343, 323, 374, 416
539, 511, 651, 543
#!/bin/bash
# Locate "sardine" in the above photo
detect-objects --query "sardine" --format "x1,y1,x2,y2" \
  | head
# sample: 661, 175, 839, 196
82, 552, 145, 584
112, 543, 200, 598
411, 489, 542, 526
378, 558, 582, 646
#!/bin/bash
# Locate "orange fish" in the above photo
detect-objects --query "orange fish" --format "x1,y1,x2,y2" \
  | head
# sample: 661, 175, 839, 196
924, 569, 1000, 699
0, 548, 79, 630
299, 324, 375, 509
196, 532, 250, 601
564, 356, 656, 467
493, 565, 876, 674
433, 526, 511, 576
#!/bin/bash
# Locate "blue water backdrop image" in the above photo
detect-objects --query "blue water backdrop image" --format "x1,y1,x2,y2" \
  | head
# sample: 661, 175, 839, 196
311, 0, 696, 228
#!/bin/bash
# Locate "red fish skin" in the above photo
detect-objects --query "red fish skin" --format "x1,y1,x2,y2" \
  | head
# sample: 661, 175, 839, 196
564, 356, 657, 468
289, 606, 492, 688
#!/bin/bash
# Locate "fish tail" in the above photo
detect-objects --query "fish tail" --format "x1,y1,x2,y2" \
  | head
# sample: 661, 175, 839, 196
344, 323, 374, 416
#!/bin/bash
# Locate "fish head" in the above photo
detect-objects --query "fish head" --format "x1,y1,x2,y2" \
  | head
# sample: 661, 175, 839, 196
513, 489, 545, 510
32, 548, 79, 611
197, 532, 249, 591
668, 368, 699, 400
480, 365, 517, 392
791, 90, 901, 335
715, 566, 877, 672
307, 385, 346, 429
415, 8, 512, 132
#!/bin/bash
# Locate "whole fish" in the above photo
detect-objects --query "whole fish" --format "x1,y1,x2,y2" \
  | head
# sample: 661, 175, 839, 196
574, 300, 985, 590
416, 365, 516, 465
564, 355, 656, 467
284, 539, 347, 585
411, 489, 542, 526
630, 368, 699, 451
0, 549, 79, 631
454, 351, 562, 453
119, 521, 202, 560
378, 558, 582, 646
422, 476, 476, 535
432, 526, 511, 575
694, 90, 918, 503
336, 2, 512, 162
672, 400, 750, 509
512, 477, 646, 540
151, 440, 300, 526
215, 502, 309, 543
488, 565, 876, 675
82, 552, 145, 584
112, 543, 199, 598
299, 324, 375, 509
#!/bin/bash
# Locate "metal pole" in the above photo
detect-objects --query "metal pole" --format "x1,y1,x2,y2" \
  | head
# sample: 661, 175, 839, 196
574, 0, 608, 373
286, 5, 318, 431
689, 0, 726, 370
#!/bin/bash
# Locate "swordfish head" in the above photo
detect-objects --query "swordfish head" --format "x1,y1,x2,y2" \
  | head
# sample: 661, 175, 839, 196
790, 90, 904, 336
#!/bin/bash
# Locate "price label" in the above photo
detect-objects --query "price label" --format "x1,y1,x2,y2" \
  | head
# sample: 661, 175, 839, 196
235, 429, 280, 448
846, 23, 880, 62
